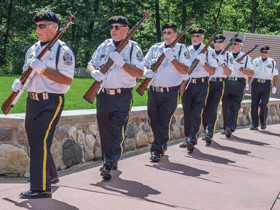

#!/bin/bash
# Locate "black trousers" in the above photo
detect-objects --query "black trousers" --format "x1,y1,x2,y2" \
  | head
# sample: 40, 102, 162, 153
222, 80, 245, 132
96, 91, 132, 169
25, 95, 64, 191
182, 82, 209, 145
251, 80, 271, 127
202, 81, 224, 138
148, 88, 179, 155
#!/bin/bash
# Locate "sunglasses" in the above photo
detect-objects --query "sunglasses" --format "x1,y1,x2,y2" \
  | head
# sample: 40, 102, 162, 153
214, 40, 224, 44
163, 31, 174, 35
191, 35, 201, 38
261, 50, 269, 54
36, 23, 53, 29
232, 43, 241, 46
109, 25, 126, 30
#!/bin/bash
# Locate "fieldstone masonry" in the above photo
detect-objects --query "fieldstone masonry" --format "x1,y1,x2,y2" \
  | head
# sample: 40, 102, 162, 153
0, 99, 279, 177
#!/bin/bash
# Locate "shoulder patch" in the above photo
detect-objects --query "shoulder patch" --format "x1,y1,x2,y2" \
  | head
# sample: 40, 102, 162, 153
28, 54, 34, 59
267, 64, 272, 68
63, 52, 73, 65
184, 50, 190, 60
136, 50, 143, 62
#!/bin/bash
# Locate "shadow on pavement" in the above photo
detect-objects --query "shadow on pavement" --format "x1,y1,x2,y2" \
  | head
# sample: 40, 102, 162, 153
258, 130, 280, 138
3, 197, 79, 210
225, 134, 270, 146
210, 140, 251, 155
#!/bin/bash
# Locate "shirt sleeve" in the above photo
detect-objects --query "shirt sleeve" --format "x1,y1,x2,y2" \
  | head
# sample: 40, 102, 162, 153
245, 56, 254, 71
56, 46, 75, 79
144, 45, 155, 68
88, 43, 103, 68
130, 44, 144, 71
178, 44, 190, 67
273, 61, 278, 76
207, 48, 218, 68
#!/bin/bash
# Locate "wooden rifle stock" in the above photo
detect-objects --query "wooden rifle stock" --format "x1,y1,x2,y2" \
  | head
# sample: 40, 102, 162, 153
236, 44, 259, 63
221, 33, 238, 55
1, 12, 77, 115
83, 10, 151, 104
136, 19, 195, 96
179, 28, 221, 96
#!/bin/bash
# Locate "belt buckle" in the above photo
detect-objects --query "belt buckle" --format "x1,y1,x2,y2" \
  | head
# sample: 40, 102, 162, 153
108, 89, 115, 95
234, 77, 238, 81
191, 79, 196, 84
42, 92, 49, 100
156, 87, 163, 92
260, 79, 265, 83
202, 78, 205, 82
117, 88, 121, 94
31, 93, 39, 101
228, 77, 234, 81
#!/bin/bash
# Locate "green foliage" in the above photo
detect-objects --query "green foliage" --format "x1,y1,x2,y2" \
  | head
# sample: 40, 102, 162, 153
1, 0, 280, 75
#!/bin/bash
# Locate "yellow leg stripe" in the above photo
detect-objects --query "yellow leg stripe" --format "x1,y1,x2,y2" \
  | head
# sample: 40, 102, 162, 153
196, 82, 210, 141
42, 96, 62, 190
120, 125, 125, 154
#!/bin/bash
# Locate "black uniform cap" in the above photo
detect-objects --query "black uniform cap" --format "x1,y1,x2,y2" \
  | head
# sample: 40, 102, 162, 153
107, 16, 128, 26
162, 22, 177, 31
233, 37, 243, 43
190, 28, 204, 34
260, 45, 270, 51
33, 11, 59, 24
214, 34, 226, 41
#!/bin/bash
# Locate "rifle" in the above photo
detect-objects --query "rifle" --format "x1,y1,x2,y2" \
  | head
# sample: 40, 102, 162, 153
221, 33, 238, 55
136, 19, 195, 96
83, 10, 151, 104
179, 28, 221, 96
236, 43, 259, 63
1, 12, 77, 115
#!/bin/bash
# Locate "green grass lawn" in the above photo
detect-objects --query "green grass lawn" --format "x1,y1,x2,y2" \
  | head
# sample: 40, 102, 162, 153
0, 76, 151, 114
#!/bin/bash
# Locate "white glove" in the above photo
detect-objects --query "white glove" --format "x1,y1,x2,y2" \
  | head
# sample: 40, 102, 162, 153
12, 79, 23, 92
272, 86, 277, 94
216, 54, 226, 65
109, 51, 125, 67
245, 83, 250, 91
233, 62, 243, 70
30, 58, 47, 74
163, 48, 174, 61
144, 69, 155, 78
91, 70, 105, 82
196, 53, 206, 65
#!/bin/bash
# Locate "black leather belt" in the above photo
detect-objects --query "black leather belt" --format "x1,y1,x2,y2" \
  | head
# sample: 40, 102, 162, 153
150, 85, 180, 92
28, 92, 64, 101
227, 77, 246, 82
190, 77, 208, 83
254, 78, 271, 83
210, 77, 225, 82
101, 88, 132, 95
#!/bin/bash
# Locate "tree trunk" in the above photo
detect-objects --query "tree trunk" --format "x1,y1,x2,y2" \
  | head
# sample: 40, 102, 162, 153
155, 0, 161, 42
251, 0, 257, 33
2, 0, 13, 65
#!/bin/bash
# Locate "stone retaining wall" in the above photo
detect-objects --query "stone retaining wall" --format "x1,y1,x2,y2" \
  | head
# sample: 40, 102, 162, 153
1, 99, 280, 177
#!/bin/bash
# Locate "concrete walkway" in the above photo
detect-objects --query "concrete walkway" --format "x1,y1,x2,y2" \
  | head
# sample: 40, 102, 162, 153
0, 124, 280, 210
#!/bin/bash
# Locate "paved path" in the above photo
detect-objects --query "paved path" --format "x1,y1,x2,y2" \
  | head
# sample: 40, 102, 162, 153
1, 124, 280, 210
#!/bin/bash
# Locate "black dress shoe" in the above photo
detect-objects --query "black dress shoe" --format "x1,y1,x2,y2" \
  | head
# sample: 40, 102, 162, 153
150, 152, 161, 162
225, 128, 232, 138
19, 190, 51, 199
179, 140, 189, 148
250, 126, 258, 130
100, 166, 112, 180
261, 124, 266, 130
100, 162, 118, 171
205, 136, 212, 145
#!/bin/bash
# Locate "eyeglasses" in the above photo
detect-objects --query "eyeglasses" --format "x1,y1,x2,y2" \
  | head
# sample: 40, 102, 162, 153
163, 31, 174, 35
261, 50, 269, 54
109, 25, 126, 30
214, 40, 224, 44
191, 35, 201, 38
232, 43, 240, 46
36, 23, 53, 29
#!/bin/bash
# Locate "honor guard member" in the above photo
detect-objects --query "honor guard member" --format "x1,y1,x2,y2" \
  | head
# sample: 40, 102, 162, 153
222, 38, 254, 138
12, 11, 75, 198
179, 28, 218, 152
143, 22, 190, 162
250, 45, 278, 130
87, 16, 144, 179
202, 34, 233, 144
